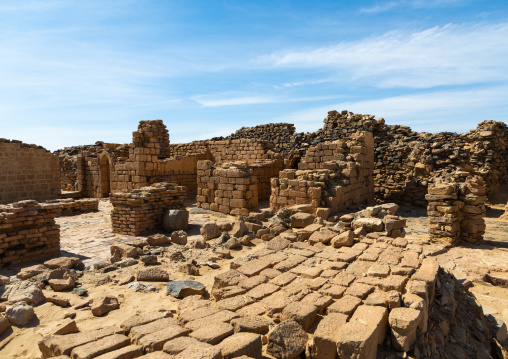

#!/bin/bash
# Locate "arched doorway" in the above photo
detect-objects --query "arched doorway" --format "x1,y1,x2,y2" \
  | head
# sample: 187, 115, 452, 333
100, 155, 111, 197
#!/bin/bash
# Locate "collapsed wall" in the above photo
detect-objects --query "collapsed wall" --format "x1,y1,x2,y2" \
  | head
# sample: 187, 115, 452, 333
196, 161, 259, 216
110, 182, 186, 236
270, 132, 374, 215
426, 172, 487, 244
212, 110, 508, 206
0, 200, 60, 267
0, 139, 61, 204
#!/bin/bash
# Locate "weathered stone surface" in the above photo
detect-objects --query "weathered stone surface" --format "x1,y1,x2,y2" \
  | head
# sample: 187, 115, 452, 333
120, 312, 170, 334
231, 316, 270, 334
331, 231, 354, 248
0, 315, 11, 335
201, 222, 222, 240
336, 321, 378, 359
352, 218, 384, 232
190, 322, 234, 344
49, 278, 75, 292
281, 302, 318, 331
137, 325, 190, 352
38, 318, 79, 337
137, 268, 169, 282
350, 305, 388, 345
6, 301, 34, 326
220, 332, 262, 359
267, 320, 308, 359
94, 345, 143, 359
312, 312, 348, 359
163, 209, 189, 232
267, 236, 291, 251
16, 264, 46, 279
171, 230, 188, 245
231, 220, 248, 237
146, 234, 171, 246
173, 346, 222, 359
70, 334, 130, 359
1, 281, 45, 305
163, 336, 212, 355
110, 243, 137, 258
38, 326, 120, 357
388, 307, 422, 352
130, 318, 179, 342
44, 257, 81, 269
91, 296, 119, 317
167, 280, 206, 298
290, 212, 314, 228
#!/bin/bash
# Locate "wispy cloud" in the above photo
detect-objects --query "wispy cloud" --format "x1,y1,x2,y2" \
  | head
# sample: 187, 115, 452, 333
361, 0, 463, 13
255, 22, 508, 89
191, 92, 341, 107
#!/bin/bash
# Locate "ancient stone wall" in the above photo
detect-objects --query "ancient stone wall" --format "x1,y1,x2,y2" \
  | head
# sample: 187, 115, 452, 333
0, 139, 61, 204
247, 159, 284, 201
110, 182, 187, 236
136, 120, 170, 159
45, 198, 99, 216
196, 161, 259, 216
0, 200, 60, 267
426, 172, 486, 244
209, 110, 508, 206
270, 132, 374, 215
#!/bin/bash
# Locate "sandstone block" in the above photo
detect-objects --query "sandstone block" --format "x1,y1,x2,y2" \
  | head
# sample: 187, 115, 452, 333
312, 312, 348, 359
190, 322, 234, 344
267, 320, 308, 359
220, 332, 262, 359
336, 321, 378, 359
388, 307, 422, 352
91, 296, 119, 317
163, 209, 189, 231
330, 231, 354, 248
70, 334, 130, 359
281, 302, 319, 331
201, 222, 222, 240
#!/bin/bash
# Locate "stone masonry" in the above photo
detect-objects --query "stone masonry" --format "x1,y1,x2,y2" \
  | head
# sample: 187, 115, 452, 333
0, 200, 60, 267
270, 132, 374, 215
110, 182, 187, 236
0, 139, 61, 204
426, 172, 487, 244
196, 161, 259, 216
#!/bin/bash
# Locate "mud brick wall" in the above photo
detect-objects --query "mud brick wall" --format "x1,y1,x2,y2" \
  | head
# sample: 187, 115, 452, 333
196, 161, 258, 216
0, 139, 61, 204
426, 173, 486, 244
110, 182, 186, 236
270, 132, 374, 214
45, 198, 99, 216
0, 200, 61, 267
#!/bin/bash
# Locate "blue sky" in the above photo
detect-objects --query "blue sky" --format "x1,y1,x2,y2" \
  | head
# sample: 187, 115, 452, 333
1, 0, 507, 151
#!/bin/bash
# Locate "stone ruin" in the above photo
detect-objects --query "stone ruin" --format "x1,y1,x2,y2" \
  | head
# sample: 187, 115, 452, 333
0, 111, 507, 358
426, 172, 487, 244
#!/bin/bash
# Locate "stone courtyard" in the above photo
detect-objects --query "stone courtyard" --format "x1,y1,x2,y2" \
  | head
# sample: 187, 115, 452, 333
1, 112, 508, 359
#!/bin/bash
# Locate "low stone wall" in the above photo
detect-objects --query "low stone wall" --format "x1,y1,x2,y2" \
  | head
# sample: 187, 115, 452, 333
0, 139, 61, 204
0, 200, 61, 267
110, 182, 187, 236
196, 161, 258, 216
246, 159, 284, 201
426, 173, 486, 244
45, 198, 99, 216
270, 132, 374, 215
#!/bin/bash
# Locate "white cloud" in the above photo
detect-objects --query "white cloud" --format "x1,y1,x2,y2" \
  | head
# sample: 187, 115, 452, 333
255, 23, 508, 89
191, 92, 341, 107
360, 0, 463, 13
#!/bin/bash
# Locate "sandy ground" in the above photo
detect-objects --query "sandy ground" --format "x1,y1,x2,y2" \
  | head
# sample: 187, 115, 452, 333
0, 200, 507, 358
